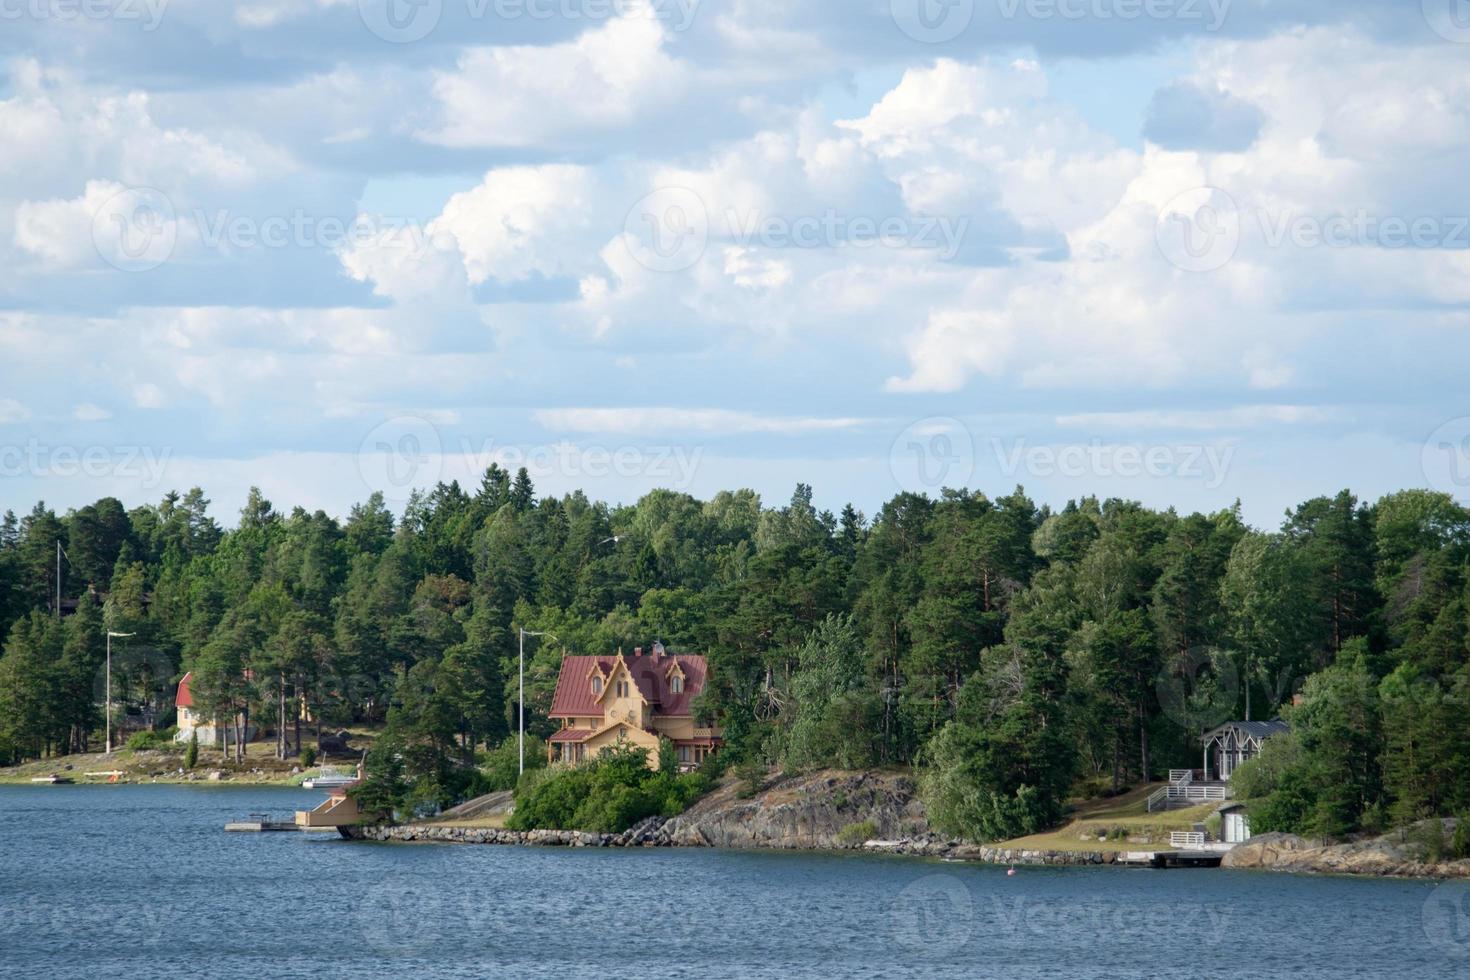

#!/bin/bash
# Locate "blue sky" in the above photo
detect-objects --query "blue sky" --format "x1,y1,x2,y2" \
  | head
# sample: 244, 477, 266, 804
2, 1, 1469, 529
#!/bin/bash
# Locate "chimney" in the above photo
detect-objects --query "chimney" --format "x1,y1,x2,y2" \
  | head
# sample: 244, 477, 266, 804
652, 641, 665, 658
634, 646, 643, 658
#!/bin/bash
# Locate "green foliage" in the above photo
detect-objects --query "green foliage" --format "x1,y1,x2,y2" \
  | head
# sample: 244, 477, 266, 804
1453, 817, 1470, 860
837, 820, 878, 846
0, 477, 1467, 844
480, 735, 546, 792
124, 727, 178, 751
507, 746, 710, 832
299, 746, 317, 769
184, 730, 198, 769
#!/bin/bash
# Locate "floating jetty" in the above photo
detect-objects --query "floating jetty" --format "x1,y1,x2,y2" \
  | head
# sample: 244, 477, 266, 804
225, 812, 303, 833
1117, 849, 1227, 869
29, 775, 73, 784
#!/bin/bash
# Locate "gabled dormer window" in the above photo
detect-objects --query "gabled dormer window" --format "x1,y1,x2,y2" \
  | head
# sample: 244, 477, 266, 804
616, 680, 630, 698
670, 675, 684, 694
591, 676, 603, 695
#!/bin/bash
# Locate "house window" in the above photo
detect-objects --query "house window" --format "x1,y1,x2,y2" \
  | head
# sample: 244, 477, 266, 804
677, 745, 691, 764
591, 676, 603, 695
670, 675, 684, 694
616, 680, 629, 698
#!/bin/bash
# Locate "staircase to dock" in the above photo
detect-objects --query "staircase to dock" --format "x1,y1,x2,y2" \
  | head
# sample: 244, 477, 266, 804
1146, 770, 1231, 812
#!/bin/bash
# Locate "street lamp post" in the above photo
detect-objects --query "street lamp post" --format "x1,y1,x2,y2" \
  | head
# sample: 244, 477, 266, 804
105, 631, 136, 754
518, 628, 556, 776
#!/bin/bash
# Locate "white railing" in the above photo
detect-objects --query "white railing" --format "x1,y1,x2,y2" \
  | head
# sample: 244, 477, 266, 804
1168, 769, 1193, 785
1147, 782, 1229, 812
1170, 831, 1206, 850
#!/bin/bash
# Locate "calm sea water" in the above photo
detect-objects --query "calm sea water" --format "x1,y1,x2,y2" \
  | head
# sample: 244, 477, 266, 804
0, 785, 1465, 979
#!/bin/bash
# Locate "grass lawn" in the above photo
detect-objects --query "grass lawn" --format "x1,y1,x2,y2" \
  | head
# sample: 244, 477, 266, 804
426, 814, 510, 829
994, 783, 1224, 853
0, 738, 366, 785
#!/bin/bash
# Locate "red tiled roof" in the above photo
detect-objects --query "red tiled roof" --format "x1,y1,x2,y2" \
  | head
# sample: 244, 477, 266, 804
176, 671, 194, 708
549, 729, 593, 743
549, 649, 709, 719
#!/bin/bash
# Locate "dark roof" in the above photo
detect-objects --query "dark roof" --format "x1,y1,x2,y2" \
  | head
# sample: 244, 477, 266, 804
1202, 720, 1289, 741
549, 649, 708, 719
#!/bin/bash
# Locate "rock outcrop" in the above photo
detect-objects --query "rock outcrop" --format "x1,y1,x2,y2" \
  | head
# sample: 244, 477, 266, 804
659, 769, 930, 850
1222, 822, 1470, 878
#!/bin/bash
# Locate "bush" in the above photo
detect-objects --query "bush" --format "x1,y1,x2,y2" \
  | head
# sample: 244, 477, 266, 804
837, 820, 878, 847
125, 728, 179, 752
299, 746, 317, 769
735, 757, 767, 799
184, 730, 199, 770
1410, 820, 1447, 864
480, 735, 546, 793
1454, 817, 1470, 860
507, 745, 711, 833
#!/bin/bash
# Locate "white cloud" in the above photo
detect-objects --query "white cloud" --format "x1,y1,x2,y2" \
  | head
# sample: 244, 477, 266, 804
535, 407, 866, 436
0, 398, 31, 423
422, 8, 690, 148
73, 403, 112, 422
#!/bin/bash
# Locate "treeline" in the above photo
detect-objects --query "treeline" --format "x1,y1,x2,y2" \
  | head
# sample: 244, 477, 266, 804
0, 474, 1467, 840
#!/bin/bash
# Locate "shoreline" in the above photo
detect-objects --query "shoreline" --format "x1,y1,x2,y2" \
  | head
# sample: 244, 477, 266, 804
341, 820, 1470, 880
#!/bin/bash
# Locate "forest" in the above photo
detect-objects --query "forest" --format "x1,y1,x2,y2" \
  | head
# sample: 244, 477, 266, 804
0, 468, 1466, 842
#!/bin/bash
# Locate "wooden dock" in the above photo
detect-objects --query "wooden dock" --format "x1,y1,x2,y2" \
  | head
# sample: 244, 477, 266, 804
1118, 850, 1226, 869
225, 813, 302, 833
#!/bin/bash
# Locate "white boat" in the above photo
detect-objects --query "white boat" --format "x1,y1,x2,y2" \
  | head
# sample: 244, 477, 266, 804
301, 768, 357, 790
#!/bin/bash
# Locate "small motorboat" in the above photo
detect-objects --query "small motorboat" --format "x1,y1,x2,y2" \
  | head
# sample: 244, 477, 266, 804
302, 768, 358, 790
30, 774, 74, 784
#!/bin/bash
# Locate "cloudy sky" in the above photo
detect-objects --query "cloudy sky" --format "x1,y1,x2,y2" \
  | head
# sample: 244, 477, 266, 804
2, 0, 1469, 528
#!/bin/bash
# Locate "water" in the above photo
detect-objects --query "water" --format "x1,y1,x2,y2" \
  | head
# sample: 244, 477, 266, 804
0, 785, 1464, 979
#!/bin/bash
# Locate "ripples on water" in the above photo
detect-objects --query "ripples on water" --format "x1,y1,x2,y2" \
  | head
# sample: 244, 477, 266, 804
0, 785, 1461, 979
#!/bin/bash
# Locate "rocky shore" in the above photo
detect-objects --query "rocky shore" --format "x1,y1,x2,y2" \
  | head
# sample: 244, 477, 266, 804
346, 769, 1124, 867
1222, 822, 1470, 878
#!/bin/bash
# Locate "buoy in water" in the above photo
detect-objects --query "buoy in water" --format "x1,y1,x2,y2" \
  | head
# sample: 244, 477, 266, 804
1006, 867, 1017, 876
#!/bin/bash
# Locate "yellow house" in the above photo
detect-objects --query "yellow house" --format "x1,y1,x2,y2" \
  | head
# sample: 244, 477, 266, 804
547, 642, 721, 770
